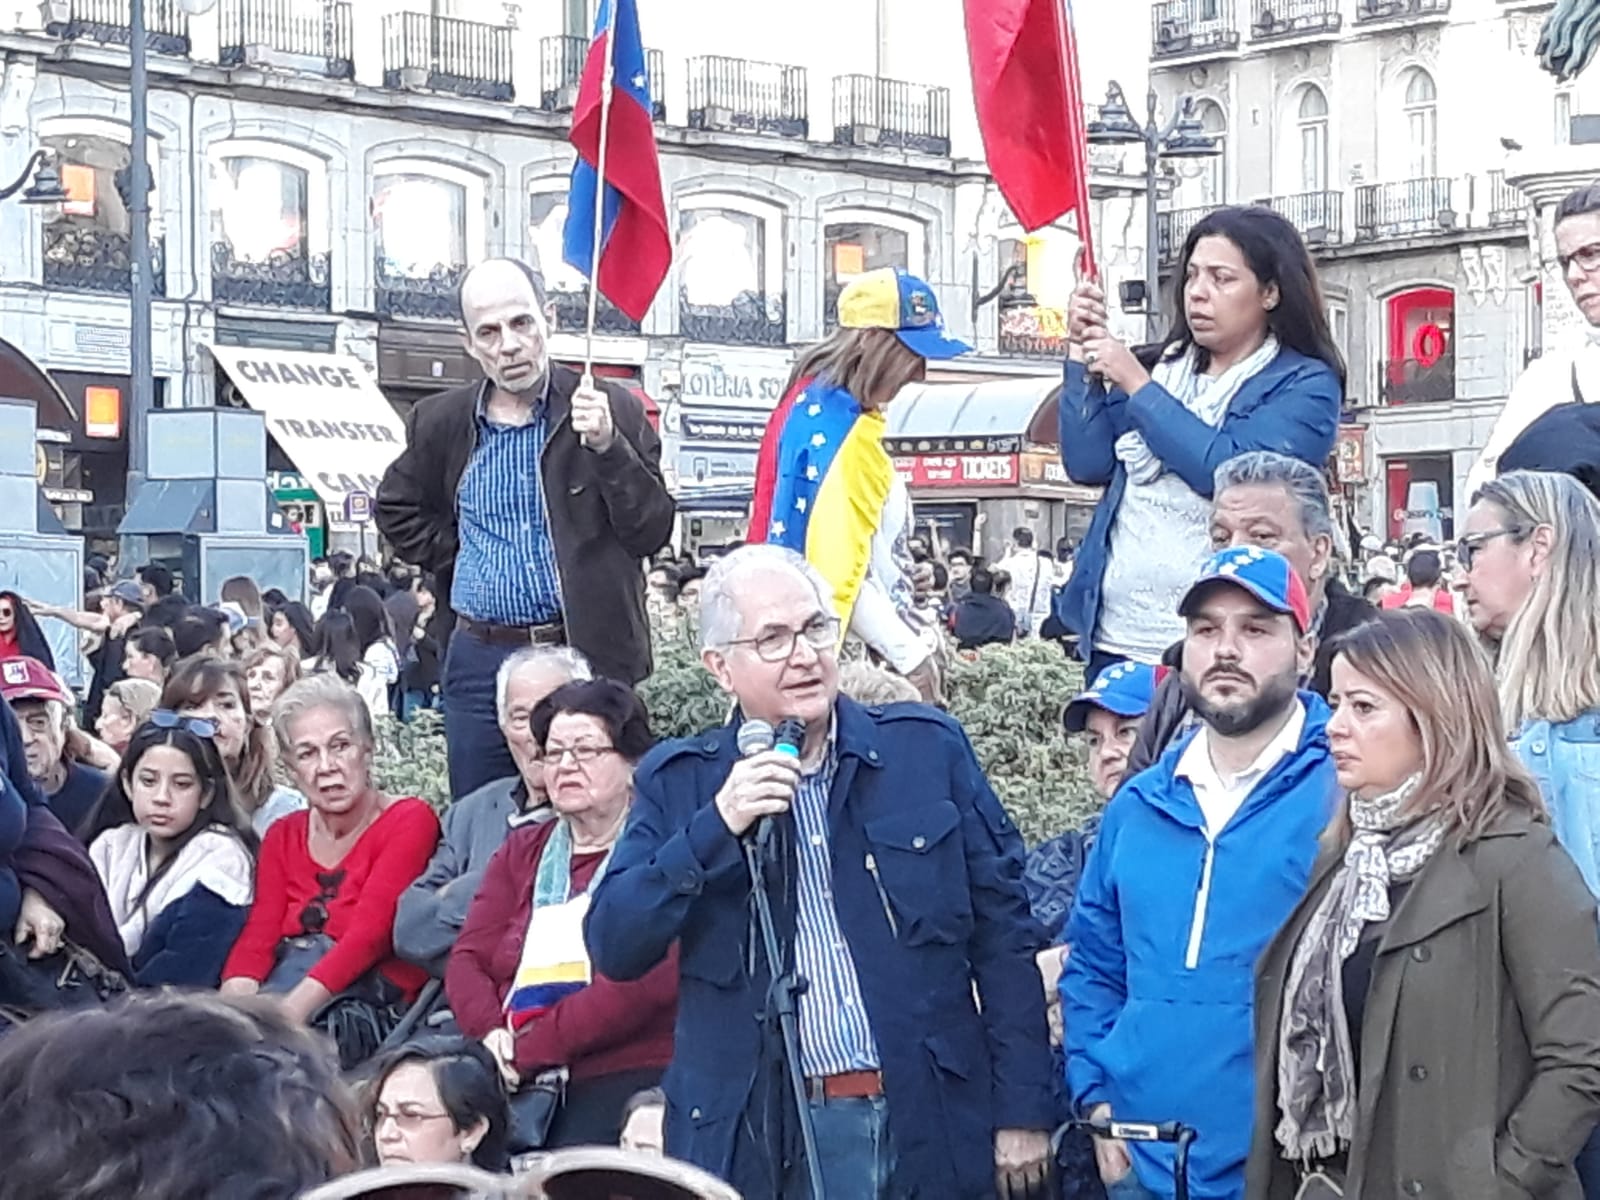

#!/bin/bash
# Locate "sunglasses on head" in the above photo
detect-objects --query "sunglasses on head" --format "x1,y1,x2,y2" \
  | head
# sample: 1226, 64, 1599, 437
148, 710, 218, 739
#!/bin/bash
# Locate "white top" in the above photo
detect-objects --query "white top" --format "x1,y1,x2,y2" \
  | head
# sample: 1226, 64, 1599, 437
1095, 473, 1214, 661
1174, 700, 1306, 841
253, 785, 306, 838
995, 550, 1055, 637
357, 640, 400, 722
1469, 337, 1600, 497
849, 474, 930, 673
88, 824, 254, 957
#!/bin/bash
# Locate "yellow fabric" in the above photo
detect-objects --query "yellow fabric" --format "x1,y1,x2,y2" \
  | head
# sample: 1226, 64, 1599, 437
805, 410, 893, 632
837, 267, 903, 331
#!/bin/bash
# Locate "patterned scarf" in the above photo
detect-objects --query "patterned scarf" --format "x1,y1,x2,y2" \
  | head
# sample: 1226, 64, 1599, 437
1274, 775, 1445, 1161
504, 820, 613, 1030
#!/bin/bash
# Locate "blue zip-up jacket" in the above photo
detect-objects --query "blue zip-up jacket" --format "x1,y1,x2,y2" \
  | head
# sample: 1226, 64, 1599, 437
1517, 712, 1600, 898
1053, 351, 1342, 650
1063, 695, 1337, 1199
586, 697, 1056, 1199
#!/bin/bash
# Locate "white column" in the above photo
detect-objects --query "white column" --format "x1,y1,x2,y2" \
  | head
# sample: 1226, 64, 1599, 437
1507, 145, 1600, 355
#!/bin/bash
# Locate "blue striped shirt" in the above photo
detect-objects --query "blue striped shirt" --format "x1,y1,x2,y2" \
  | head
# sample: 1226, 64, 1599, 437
792, 730, 881, 1077
451, 382, 564, 626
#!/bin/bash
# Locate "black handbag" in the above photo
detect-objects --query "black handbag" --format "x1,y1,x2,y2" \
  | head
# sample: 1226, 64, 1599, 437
0, 938, 128, 1017
507, 1067, 569, 1154
264, 935, 404, 1071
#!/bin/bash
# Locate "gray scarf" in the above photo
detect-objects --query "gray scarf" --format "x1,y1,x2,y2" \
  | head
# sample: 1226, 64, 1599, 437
1274, 775, 1445, 1161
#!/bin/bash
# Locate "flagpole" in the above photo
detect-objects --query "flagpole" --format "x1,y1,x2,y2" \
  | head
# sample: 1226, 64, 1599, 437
1056, 0, 1097, 281
583, 0, 623, 389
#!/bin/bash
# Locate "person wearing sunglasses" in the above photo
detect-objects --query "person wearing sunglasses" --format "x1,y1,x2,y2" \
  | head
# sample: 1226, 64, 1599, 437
1470, 182, 1600, 494
78, 714, 256, 988
446, 677, 672, 1149
0, 589, 56, 671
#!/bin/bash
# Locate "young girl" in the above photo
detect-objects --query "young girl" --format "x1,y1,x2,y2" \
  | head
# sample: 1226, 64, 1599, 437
82, 715, 257, 987
162, 655, 305, 837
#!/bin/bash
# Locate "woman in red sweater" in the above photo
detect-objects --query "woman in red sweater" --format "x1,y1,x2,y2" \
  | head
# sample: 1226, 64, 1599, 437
447, 679, 676, 1147
222, 674, 438, 1060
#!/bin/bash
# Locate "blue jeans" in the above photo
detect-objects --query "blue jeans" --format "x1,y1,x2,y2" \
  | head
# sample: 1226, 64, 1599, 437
442, 629, 518, 800
1577, 1121, 1600, 1198
1103, 1172, 1159, 1200
782, 1095, 900, 1199
400, 688, 439, 723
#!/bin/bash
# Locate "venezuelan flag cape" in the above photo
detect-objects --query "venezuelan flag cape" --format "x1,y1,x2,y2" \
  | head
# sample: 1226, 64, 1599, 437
749, 379, 894, 626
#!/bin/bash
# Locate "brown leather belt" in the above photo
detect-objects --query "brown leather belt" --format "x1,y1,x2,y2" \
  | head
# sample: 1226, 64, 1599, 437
456, 616, 566, 647
803, 1070, 884, 1103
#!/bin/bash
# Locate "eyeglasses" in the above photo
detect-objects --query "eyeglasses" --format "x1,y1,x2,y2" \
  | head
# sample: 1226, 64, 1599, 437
1455, 527, 1525, 571
297, 869, 346, 936
371, 1105, 455, 1133
544, 743, 617, 767
725, 615, 841, 663
1558, 242, 1600, 275
148, 710, 217, 739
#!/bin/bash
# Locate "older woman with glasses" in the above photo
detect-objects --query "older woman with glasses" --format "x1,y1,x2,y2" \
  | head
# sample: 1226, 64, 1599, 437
445, 678, 675, 1149
222, 674, 439, 1067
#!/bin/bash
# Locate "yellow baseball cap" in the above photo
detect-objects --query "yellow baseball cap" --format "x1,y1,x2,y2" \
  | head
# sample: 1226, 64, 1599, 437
837, 268, 973, 360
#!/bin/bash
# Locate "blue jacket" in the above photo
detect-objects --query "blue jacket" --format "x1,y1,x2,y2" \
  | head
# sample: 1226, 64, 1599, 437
0, 702, 33, 933
1517, 713, 1600, 898
1053, 351, 1342, 649
1063, 696, 1337, 1199
586, 698, 1056, 1199
132, 885, 250, 988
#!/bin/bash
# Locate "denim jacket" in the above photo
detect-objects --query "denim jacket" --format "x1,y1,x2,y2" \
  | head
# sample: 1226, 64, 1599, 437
1516, 712, 1600, 898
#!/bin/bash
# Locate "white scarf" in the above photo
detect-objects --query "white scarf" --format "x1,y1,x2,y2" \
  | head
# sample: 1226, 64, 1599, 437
89, 824, 255, 957
1116, 335, 1282, 485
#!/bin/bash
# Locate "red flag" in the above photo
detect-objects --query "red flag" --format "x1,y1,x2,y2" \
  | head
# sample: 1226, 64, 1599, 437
964, 0, 1096, 271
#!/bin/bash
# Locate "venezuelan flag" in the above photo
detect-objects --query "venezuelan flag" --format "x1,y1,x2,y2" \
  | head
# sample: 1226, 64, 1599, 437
506, 958, 592, 1029
749, 378, 894, 628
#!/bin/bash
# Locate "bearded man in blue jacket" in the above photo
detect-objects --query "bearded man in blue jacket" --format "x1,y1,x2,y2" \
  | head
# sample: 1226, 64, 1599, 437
1063, 547, 1339, 1199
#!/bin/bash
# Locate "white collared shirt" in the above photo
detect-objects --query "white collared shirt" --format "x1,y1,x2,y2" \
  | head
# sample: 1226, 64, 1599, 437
1175, 699, 1306, 841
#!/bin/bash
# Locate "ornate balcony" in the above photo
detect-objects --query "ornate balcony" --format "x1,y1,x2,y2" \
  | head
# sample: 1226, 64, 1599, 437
999, 305, 1070, 359
832, 75, 951, 156
382, 13, 513, 103
1261, 190, 1344, 244
1485, 169, 1529, 228
680, 291, 787, 346
688, 57, 808, 139
1353, 178, 1456, 240
375, 257, 464, 323
219, 0, 354, 79
548, 286, 641, 336
540, 35, 666, 121
1250, 0, 1341, 39
43, 0, 190, 55
212, 243, 330, 310
1382, 353, 1456, 404
1156, 205, 1220, 262
43, 224, 166, 296
1355, 0, 1450, 21
1152, 0, 1241, 60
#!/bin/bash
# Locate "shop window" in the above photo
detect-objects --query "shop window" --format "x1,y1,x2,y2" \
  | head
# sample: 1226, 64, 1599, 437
678, 199, 785, 346
40, 130, 165, 297
528, 185, 639, 334
1381, 286, 1453, 404
373, 167, 472, 321
211, 154, 328, 310
823, 218, 915, 330
1385, 455, 1453, 541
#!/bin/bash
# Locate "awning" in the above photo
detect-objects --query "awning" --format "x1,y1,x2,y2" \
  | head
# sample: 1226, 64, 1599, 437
207, 344, 405, 516
0, 336, 76, 428
883, 377, 1061, 454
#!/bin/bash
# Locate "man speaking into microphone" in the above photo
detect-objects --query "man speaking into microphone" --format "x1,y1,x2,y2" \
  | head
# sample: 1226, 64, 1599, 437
587, 544, 1055, 1199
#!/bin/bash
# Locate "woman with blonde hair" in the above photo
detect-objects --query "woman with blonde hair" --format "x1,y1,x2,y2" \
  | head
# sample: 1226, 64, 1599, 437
1248, 608, 1600, 1198
243, 642, 301, 726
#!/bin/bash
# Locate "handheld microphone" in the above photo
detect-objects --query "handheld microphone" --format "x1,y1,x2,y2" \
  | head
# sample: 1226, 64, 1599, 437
773, 717, 806, 759
736, 718, 775, 758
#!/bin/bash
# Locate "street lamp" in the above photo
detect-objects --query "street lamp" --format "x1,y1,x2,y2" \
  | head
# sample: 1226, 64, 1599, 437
1088, 82, 1222, 341
0, 150, 68, 205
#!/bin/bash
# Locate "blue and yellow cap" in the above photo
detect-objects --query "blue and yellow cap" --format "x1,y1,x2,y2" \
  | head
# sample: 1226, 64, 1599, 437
837, 267, 974, 361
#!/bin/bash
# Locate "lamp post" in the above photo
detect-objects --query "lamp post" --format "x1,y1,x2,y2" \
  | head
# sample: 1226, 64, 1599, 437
0, 150, 68, 205
1087, 82, 1222, 342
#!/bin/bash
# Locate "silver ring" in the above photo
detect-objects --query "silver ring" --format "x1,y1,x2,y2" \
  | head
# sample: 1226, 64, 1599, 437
1085, 350, 1099, 365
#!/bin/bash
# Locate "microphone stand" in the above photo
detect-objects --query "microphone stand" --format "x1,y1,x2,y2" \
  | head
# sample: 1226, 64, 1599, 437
744, 818, 826, 1199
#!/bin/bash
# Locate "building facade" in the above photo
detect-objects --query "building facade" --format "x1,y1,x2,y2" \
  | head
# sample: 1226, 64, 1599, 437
1141, 0, 1579, 540
0, 0, 1146, 552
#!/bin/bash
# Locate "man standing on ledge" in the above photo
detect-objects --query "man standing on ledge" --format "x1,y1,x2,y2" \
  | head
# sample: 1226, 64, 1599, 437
376, 258, 674, 799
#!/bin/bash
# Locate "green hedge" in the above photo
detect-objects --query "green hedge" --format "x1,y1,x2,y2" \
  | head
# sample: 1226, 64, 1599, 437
373, 635, 1096, 848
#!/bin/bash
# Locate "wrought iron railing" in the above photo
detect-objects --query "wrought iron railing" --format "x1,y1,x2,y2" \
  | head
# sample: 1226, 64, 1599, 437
548, 286, 641, 335
1353, 178, 1456, 240
832, 75, 951, 156
1152, 0, 1241, 58
1382, 353, 1456, 404
1156, 205, 1219, 261
1355, 0, 1449, 21
1261, 191, 1344, 244
1485, 169, 1529, 228
687, 57, 808, 139
1250, 0, 1341, 38
43, 0, 190, 55
539, 35, 666, 120
374, 256, 464, 322
212, 243, 331, 310
679, 291, 787, 346
43, 224, 167, 296
999, 305, 1070, 359
382, 12, 513, 103
219, 0, 353, 78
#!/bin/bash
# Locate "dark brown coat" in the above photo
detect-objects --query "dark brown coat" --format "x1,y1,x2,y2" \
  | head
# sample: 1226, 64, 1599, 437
374, 365, 674, 684
1247, 813, 1600, 1199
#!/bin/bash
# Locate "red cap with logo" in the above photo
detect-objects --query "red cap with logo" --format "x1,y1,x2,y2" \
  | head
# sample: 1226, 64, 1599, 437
0, 656, 71, 705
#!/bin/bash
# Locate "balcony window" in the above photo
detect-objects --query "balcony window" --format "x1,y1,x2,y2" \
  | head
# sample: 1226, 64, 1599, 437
374, 171, 468, 321
1382, 287, 1454, 404
528, 189, 640, 334
211, 155, 329, 310
1151, 0, 1241, 59
382, 12, 514, 103
687, 57, 809, 140
41, 131, 165, 297
1175, 100, 1228, 209
1354, 178, 1454, 240
1403, 68, 1438, 179
831, 76, 951, 156
679, 205, 786, 346
1298, 86, 1329, 194
823, 221, 912, 330
218, 0, 354, 78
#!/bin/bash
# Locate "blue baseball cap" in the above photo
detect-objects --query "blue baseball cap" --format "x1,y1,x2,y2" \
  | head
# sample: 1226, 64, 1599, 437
1179, 546, 1312, 633
1063, 661, 1160, 734
837, 267, 974, 360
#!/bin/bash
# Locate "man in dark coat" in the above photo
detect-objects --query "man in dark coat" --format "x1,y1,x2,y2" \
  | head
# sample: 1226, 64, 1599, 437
950, 565, 1017, 650
587, 544, 1055, 1199
375, 258, 674, 798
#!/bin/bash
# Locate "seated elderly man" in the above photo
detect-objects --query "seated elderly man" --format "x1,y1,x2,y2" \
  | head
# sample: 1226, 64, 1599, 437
1, 657, 110, 840
394, 646, 591, 975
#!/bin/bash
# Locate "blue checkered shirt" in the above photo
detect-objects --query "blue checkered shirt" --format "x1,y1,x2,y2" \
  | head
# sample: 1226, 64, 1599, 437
791, 731, 882, 1077
451, 381, 563, 626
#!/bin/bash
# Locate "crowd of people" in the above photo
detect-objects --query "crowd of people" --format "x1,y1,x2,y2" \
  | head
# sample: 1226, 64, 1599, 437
7, 185, 1600, 1200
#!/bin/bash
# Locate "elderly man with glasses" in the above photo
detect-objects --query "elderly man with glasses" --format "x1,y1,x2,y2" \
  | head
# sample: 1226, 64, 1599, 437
587, 543, 1055, 1200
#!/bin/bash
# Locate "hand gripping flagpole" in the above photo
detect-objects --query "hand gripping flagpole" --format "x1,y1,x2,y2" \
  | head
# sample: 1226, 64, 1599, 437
582, 0, 623, 392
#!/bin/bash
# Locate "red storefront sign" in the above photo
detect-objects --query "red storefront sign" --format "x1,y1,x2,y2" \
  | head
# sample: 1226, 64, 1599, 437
893, 453, 1020, 488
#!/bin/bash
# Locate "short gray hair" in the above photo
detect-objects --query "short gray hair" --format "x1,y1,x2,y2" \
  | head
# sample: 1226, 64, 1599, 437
495, 645, 592, 724
1212, 451, 1336, 543
271, 673, 374, 759
699, 544, 837, 651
